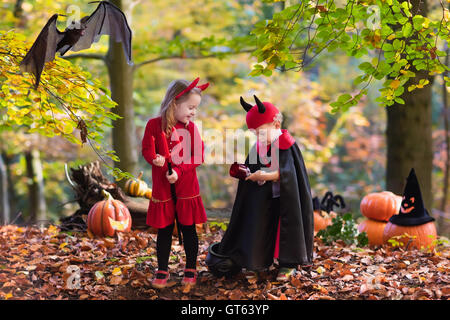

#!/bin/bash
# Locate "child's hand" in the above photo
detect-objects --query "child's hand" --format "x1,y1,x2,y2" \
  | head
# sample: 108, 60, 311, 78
166, 170, 178, 184
152, 154, 165, 167
245, 170, 265, 182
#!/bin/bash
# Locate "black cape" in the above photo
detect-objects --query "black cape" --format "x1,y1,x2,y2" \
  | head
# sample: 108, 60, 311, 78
218, 139, 314, 270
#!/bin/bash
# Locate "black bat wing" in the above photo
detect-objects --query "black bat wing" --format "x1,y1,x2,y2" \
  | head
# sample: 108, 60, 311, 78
70, 1, 132, 64
20, 14, 65, 88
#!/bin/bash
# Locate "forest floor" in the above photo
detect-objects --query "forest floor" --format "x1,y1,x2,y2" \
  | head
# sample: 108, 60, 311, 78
0, 223, 449, 300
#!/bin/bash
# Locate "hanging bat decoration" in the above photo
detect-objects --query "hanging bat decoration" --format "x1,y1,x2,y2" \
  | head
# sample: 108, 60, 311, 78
20, 1, 133, 89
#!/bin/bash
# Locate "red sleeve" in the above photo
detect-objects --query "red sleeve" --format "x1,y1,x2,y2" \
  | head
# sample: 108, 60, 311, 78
172, 122, 204, 177
142, 119, 156, 166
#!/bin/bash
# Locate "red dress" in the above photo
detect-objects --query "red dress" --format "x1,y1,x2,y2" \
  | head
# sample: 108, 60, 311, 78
142, 117, 207, 228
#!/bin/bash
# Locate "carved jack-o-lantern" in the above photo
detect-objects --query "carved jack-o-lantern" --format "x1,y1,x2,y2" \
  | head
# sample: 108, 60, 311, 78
87, 190, 132, 237
400, 196, 415, 214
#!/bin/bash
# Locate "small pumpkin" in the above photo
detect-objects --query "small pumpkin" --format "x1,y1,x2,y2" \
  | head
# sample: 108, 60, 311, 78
357, 218, 386, 246
360, 191, 402, 222
314, 211, 336, 232
144, 188, 152, 200
124, 171, 148, 197
313, 191, 345, 232
382, 221, 437, 250
87, 190, 132, 237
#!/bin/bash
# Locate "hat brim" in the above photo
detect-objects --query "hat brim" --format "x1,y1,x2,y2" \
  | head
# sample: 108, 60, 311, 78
389, 209, 435, 226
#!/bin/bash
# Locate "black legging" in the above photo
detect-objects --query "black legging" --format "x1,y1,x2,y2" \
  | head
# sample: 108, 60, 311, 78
156, 223, 198, 271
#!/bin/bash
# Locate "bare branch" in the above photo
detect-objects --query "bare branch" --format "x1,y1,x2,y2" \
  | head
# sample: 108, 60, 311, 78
62, 53, 106, 62
133, 49, 255, 70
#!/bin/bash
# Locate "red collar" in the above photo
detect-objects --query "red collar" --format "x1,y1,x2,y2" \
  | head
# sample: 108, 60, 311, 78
277, 129, 296, 150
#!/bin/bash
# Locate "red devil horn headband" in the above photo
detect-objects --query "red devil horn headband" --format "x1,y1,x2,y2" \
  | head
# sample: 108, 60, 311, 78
175, 77, 209, 99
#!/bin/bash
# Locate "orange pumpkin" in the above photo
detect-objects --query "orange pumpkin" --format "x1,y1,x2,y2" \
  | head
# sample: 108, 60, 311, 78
313, 191, 344, 232
144, 188, 152, 200
360, 191, 402, 222
382, 221, 437, 250
314, 210, 336, 232
124, 171, 148, 197
358, 219, 387, 246
87, 190, 132, 237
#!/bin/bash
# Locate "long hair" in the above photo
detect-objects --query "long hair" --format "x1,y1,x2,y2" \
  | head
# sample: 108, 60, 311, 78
159, 79, 202, 135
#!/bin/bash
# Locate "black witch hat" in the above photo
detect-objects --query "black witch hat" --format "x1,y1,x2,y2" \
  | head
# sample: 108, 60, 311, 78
388, 168, 435, 226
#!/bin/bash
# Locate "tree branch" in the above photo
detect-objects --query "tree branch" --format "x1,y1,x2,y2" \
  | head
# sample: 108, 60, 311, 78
62, 53, 106, 62
133, 49, 255, 70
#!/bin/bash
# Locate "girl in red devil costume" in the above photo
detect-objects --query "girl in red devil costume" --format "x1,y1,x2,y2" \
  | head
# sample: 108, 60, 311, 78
142, 78, 208, 288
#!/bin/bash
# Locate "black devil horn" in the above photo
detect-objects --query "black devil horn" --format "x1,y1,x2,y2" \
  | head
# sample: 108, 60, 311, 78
253, 95, 266, 113
240, 96, 253, 112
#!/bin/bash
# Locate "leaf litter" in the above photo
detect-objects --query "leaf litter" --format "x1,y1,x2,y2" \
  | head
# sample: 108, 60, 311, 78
0, 224, 449, 300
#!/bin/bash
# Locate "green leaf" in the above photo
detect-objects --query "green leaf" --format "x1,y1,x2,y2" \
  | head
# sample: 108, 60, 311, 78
262, 68, 273, 77
412, 15, 425, 30
353, 75, 367, 86
393, 39, 402, 50
402, 22, 413, 38
358, 62, 372, 71
249, 69, 262, 77
394, 97, 405, 104
95, 271, 104, 280
337, 93, 352, 103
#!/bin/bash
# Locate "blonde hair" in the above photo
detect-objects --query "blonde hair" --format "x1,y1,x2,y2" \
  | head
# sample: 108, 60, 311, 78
273, 112, 283, 125
159, 79, 202, 135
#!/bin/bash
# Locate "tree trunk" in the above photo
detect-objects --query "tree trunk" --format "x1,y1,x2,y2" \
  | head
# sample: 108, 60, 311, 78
385, 0, 434, 210
0, 153, 10, 225
3, 153, 19, 224
438, 39, 449, 233
386, 74, 434, 207
105, 0, 138, 186
25, 149, 47, 225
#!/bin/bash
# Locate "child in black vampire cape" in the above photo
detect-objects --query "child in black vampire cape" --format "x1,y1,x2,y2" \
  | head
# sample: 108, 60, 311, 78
217, 95, 314, 281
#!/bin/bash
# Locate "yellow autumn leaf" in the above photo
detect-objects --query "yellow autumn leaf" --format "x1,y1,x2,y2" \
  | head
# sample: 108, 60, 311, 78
59, 242, 68, 249
108, 217, 129, 231
4, 292, 13, 300
112, 267, 122, 276
387, 34, 396, 40
390, 79, 401, 89
47, 225, 59, 237
262, 42, 273, 51
316, 266, 326, 274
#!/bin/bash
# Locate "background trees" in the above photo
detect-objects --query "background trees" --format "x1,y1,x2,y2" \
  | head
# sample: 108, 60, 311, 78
0, 0, 448, 235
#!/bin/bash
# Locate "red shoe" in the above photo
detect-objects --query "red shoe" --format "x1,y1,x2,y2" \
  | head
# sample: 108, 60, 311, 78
152, 270, 170, 289
181, 268, 197, 286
